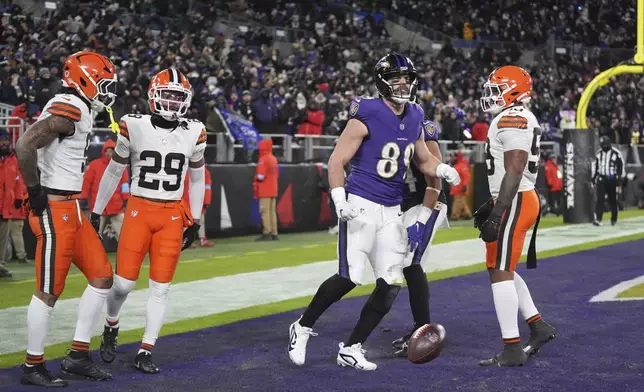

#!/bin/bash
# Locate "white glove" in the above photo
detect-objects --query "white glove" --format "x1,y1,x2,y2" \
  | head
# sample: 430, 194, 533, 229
331, 187, 359, 222
435, 163, 461, 186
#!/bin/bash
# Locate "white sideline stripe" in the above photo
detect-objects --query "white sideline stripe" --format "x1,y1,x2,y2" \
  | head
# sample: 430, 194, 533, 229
1, 217, 644, 355
588, 275, 644, 302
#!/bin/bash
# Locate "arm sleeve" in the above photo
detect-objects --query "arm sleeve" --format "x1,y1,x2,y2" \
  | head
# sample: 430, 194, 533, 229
92, 159, 127, 215
188, 165, 206, 220
114, 121, 131, 158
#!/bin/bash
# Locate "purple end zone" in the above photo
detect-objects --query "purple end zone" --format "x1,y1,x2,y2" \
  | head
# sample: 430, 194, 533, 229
2, 240, 644, 392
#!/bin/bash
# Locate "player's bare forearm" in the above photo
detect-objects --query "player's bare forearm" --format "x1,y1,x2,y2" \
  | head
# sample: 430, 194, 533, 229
16, 116, 74, 187
421, 140, 442, 208
328, 119, 367, 189
490, 149, 528, 219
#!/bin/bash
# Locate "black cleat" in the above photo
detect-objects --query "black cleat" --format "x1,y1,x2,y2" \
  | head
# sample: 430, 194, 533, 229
392, 328, 415, 351
20, 364, 68, 387
100, 326, 119, 363
480, 342, 527, 367
393, 340, 409, 358
60, 352, 112, 381
134, 351, 160, 374
524, 319, 557, 357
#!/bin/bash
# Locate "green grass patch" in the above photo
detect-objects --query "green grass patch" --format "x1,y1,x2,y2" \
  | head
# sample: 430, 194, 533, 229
616, 282, 644, 298
1, 231, 642, 369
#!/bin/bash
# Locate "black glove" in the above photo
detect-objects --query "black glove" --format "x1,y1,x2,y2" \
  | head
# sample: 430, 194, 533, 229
14, 199, 23, 210
181, 223, 200, 251
480, 217, 501, 243
26, 185, 48, 216
78, 198, 89, 210
473, 198, 494, 230
90, 212, 102, 239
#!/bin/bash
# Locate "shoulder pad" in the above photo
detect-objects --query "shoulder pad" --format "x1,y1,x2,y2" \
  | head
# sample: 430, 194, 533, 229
46, 95, 85, 122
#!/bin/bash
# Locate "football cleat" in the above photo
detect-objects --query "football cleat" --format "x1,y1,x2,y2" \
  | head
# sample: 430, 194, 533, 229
288, 318, 318, 366
337, 343, 377, 371
60, 352, 112, 380
134, 351, 160, 374
20, 363, 68, 387
100, 326, 119, 363
524, 319, 557, 357
480, 342, 527, 367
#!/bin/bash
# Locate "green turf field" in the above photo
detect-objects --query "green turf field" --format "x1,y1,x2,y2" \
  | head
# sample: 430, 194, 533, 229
616, 282, 644, 298
1, 209, 643, 368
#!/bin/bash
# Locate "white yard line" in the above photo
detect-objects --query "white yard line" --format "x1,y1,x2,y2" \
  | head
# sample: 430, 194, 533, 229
589, 275, 644, 302
1, 217, 644, 355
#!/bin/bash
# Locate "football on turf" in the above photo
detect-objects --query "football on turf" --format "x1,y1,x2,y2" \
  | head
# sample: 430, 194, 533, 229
407, 323, 446, 364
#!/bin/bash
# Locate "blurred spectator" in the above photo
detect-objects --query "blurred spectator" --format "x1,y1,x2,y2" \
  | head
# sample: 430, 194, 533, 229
7, 99, 41, 146
0, 131, 28, 264
471, 114, 489, 142
0, 133, 14, 271
449, 151, 472, 220
80, 140, 130, 239
543, 153, 564, 216
254, 139, 279, 241
297, 101, 325, 136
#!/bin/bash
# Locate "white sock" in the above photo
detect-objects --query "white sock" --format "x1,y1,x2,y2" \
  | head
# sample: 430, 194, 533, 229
514, 272, 540, 321
72, 285, 110, 344
140, 279, 170, 353
491, 280, 520, 341
26, 295, 54, 366
105, 275, 136, 328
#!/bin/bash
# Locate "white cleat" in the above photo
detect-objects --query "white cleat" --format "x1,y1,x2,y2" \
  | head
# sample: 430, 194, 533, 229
336, 342, 377, 371
288, 319, 318, 366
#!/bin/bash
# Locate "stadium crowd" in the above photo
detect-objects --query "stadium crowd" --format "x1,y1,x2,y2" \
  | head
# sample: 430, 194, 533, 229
0, 0, 643, 147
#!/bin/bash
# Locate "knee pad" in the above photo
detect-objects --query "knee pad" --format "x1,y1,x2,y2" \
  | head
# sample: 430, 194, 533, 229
149, 279, 170, 304
113, 275, 136, 298
320, 274, 356, 303
368, 278, 401, 315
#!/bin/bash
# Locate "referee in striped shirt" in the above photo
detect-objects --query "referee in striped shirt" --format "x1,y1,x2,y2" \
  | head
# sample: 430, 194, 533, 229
592, 136, 625, 226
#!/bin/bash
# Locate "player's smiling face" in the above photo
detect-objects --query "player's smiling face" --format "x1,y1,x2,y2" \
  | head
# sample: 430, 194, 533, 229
388, 75, 410, 97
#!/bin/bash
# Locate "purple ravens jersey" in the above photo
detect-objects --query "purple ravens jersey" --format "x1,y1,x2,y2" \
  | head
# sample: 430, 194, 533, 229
402, 120, 440, 211
344, 97, 424, 206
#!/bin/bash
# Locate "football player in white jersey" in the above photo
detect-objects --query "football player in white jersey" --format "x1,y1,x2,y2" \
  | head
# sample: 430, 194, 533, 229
15, 51, 117, 387
90, 68, 206, 374
476, 66, 556, 367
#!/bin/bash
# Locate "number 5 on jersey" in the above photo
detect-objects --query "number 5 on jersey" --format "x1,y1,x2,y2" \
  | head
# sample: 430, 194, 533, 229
377, 142, 415, 179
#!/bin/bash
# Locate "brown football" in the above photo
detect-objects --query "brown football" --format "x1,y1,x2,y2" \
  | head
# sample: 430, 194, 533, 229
407, 323, 446, 364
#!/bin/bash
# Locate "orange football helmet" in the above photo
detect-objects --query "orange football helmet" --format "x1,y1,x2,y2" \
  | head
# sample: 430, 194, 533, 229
480, 65, 532, 112
62, 51, 118, 109
148, 68, 193, 120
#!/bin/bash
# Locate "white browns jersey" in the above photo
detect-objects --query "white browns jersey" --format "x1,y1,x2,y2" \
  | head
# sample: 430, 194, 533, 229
36, 93, 93, 192
485, 106, 541, 198
115, 114, 206, 201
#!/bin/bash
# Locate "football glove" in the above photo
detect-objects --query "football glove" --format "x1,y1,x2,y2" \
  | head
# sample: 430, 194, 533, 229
26, 185, 48, 216
435, 163, 460, 186
182, 223, 200, 251
473, 198, 494, 232
480, 218, 501, 243
331, 187, 359, 222
90, 212, 102, 240
407, 206, 432, 253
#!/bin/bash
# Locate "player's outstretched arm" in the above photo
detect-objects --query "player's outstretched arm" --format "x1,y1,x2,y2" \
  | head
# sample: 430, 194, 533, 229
15, 115, 75, 187
413, 136, 460, 185
328, 119, 367, 190
422, 140, 442, 208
